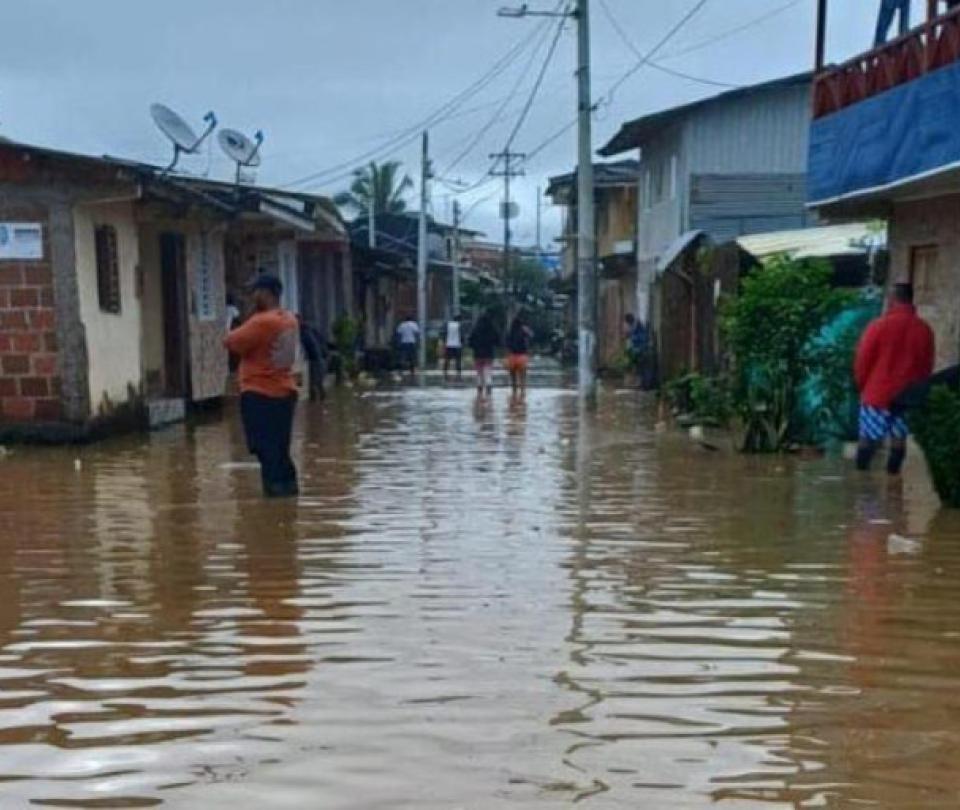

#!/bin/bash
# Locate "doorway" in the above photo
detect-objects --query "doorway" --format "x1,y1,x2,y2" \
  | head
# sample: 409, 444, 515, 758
160, 232, 190, 398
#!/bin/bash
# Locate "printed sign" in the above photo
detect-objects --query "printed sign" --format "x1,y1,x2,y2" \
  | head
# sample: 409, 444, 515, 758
0, 223, 43, 260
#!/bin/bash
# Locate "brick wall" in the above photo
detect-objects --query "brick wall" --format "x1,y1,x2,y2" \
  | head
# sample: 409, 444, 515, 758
0, 254, 61, 423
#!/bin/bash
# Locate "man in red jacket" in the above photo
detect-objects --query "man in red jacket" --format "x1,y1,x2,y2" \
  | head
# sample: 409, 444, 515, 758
854, 283, 935, 475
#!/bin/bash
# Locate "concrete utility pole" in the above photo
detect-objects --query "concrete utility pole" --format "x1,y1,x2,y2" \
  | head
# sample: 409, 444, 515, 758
417, 131, 430, 371
535, 185, 542, 253
490, 149, 525, 283
575, 0, 597, 402
497, 0, 596, 401
452, 199, 462, 316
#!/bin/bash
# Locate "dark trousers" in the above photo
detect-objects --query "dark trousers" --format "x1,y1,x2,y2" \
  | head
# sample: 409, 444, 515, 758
875, 0, 910, 46
240, 392, 299, 498
308, 358, 326, 401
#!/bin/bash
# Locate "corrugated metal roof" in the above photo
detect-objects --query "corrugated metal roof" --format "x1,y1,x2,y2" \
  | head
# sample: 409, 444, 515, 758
736, 223, 886, 259
599, 72, 812, 157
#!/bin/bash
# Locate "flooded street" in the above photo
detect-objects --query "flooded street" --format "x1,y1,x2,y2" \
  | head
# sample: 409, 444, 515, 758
1, 386, 960, 808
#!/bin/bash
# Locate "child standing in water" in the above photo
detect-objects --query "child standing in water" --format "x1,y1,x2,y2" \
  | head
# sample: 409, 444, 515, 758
505, 311, 533, 402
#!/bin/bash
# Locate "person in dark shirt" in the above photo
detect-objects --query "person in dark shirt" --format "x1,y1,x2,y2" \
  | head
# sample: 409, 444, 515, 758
297, 315, 327, 402
469, 310, 500, 400
505, 311, 534, 402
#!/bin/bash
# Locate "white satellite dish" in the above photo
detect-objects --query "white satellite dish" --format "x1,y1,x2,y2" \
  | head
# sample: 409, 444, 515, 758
218, 128, 264, 184
150, 103, 217, 174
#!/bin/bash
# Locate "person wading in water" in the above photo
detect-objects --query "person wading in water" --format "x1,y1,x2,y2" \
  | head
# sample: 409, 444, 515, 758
469, 310, 500, 401
505, 311, 533, 402
854, 282, 935, 476
225, 274, 300, 498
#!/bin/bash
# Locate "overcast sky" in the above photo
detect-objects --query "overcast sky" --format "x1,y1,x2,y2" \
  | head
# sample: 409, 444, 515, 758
1, 0, 879, 245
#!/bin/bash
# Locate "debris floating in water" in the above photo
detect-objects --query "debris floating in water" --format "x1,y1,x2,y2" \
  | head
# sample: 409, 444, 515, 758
73, 458, 82, 472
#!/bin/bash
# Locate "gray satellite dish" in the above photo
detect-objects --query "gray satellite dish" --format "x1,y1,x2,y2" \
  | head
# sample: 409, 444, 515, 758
218, 128, 264, 184
150, 103, 217, 174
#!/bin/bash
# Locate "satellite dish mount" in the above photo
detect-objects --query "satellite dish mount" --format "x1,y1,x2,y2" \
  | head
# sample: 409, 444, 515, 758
218, 128, 265, 185
150, 103, 218, 175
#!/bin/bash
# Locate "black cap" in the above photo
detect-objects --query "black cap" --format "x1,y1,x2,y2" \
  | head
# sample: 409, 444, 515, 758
249, 273, 283, 297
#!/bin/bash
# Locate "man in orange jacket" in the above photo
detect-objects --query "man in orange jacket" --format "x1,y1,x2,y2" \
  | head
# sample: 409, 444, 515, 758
225, 274, 300, 498
854, 283, 935, 475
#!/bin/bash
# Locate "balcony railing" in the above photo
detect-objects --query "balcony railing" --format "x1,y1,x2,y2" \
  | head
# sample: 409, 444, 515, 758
814, 5, 960, 119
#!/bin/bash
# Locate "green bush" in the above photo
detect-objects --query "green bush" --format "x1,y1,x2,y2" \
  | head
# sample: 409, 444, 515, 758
721, 255, 855, 452
332, 316, 359, 377
910, 386, 960, 507
664, 372, 734, 426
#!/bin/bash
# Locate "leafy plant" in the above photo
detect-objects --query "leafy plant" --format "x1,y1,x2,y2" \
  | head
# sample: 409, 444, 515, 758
664, 372, 733, 426
910, 386, 960, 507
721, 255, 855, 452
332, 316, 359, 377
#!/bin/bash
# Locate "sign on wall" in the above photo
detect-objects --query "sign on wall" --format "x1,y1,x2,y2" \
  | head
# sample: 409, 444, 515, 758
0, 223, 43, 260
194, 232, 217, 322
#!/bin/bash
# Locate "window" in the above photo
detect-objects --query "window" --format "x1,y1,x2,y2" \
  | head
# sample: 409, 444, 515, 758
94, 225, 121, 314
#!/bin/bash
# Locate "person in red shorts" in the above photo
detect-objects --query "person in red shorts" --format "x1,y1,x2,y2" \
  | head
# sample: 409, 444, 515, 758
504, 311, 534, 402
224, 274, 300, 498
854, 283, 934, 475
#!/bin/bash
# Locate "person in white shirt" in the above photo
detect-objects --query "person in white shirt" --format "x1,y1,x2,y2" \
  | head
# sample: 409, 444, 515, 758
443, 313, 464, 381
396, 315, 420, 375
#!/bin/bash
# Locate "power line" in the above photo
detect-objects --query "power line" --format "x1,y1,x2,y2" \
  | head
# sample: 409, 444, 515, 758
597, 0, 739, 89
441, 10, 560, 177
281, 20, 553, 191
505, 11, 570, 150
520, 0, 711, 168
661, 0, 803, 60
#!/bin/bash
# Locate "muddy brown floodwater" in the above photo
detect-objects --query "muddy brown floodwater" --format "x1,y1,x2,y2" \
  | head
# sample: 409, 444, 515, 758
1, 387, 960, 808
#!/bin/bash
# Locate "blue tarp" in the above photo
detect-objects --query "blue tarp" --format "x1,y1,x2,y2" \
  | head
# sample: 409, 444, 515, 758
809, 61, 960, 204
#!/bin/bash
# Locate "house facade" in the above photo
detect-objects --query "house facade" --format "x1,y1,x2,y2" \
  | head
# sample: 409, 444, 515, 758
599, 73, 815, 330
809, 2, 960, 370
546, 161, 640, 368
0, 140, 347, 440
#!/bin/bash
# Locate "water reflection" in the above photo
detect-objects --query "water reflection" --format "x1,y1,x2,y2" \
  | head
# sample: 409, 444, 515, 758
0, 389, 959, 806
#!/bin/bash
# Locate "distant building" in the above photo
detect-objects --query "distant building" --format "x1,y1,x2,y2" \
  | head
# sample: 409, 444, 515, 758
0, 139, 347, 440
809, 3, 960, 369
546, 160, 640, 368
599, 72, 815, 328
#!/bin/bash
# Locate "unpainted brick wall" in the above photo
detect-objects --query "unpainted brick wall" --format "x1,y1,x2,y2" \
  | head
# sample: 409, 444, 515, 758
0, 221, 62, 423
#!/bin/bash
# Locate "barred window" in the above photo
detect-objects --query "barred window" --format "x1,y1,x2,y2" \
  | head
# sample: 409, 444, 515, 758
95, 225, 121, 314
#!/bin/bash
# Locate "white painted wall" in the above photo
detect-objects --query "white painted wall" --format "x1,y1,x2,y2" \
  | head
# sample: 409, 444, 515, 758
74, 201, 142, 415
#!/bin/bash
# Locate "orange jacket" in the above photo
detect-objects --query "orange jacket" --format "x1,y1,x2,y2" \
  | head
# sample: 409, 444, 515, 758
224, 309, 299, 398
854, 303, 934, 409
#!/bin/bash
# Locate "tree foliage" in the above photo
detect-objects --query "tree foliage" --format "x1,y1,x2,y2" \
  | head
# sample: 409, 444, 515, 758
721, 256, 855, 452
910, 386, 960, 507
334, 161, 413, 217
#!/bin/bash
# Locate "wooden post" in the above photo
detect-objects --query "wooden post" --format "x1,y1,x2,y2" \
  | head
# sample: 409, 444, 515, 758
815, 0, 828, 72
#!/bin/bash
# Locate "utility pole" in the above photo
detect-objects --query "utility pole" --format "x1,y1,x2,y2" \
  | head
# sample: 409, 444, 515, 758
815, 0, 828, 72
452, 199, 462, 316
490, 149, 525, 285
497, 0, 596, 401
535, 185, 542, 254
417, 131, 430, 371
575, 0, 597, 402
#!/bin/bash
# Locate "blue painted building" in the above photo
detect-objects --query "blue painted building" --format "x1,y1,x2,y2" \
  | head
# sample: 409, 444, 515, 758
810, 3, 960, 368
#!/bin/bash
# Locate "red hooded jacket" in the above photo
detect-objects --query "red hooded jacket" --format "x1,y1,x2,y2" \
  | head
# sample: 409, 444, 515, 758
854, 303, 935, 409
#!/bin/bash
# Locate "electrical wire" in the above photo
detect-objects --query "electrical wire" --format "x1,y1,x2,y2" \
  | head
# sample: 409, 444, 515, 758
505, 9, 570, 150
281, 18, 554, 191
520, 0, 710, 168
597, 0, 739, 89
441, 7, 561, 177
660, 0, 803, 60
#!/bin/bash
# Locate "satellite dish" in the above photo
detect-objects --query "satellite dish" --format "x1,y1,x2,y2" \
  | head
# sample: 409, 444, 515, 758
150, 103, 217, 174
218, 128, 264, 184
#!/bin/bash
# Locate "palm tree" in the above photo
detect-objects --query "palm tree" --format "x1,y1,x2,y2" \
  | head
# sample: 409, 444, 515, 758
334, 161, 414, 217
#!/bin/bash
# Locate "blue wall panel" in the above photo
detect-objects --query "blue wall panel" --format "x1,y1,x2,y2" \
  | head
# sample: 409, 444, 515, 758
809, 61, 960, 204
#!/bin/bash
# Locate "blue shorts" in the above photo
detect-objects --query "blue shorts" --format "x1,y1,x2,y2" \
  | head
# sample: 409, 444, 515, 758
859, 405, 908, 443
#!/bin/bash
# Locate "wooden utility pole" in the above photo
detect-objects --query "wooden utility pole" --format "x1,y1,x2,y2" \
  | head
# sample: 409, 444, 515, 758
417, 131, 430, 371
815, 0, 828, 72
490, 149, 525, 283
452, 199, 462, 316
